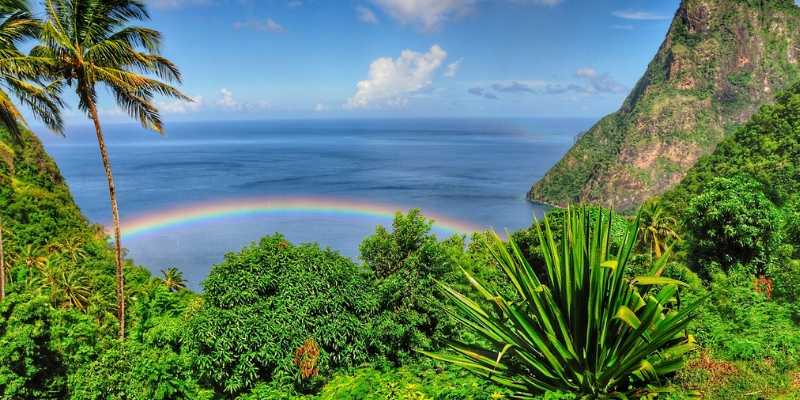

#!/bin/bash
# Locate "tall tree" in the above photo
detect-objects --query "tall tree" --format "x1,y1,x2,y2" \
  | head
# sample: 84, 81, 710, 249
0, 0, 66, 301
33, 0, 190, 339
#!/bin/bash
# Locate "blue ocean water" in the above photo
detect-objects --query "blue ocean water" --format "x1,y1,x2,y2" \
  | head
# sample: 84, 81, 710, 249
36, 118, 595, 291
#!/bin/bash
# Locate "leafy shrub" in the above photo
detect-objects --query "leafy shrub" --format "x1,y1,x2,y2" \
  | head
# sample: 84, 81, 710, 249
425, 207, 704, 398
0, 293, 67, 399
184, 234, 376, 396
359, 209, 464, 365
684, 174, 783, 276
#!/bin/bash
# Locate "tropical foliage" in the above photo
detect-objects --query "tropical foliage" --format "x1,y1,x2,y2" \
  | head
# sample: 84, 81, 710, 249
424, 207, 705, 398
33, 0, 190, 339
184, 234, 377, 396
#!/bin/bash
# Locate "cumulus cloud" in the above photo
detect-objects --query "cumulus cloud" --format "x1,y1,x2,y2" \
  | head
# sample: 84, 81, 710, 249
216, 88, 250, 110
612, 10, 671, 20
232, 18, 290, 34
146, 0, 210, 10
155, 95, 204, 114
314, 102, 329, 111
444, 58, 463, 77
357, 5, 379, 24
345, 44, 448, 109
571, 68, 628, 93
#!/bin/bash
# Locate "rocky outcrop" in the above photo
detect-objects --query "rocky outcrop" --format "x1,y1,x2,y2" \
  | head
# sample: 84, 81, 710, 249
527, 0, 800, 211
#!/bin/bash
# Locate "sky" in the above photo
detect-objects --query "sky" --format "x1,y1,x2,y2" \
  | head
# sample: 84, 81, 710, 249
27, 0, 702, 125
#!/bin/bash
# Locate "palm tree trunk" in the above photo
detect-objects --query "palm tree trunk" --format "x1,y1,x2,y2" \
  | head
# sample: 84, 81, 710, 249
86, 95, 125, 341
0, 215, 4, 301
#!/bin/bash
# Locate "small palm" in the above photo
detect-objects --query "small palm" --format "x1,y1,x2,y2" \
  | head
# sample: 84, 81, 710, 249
160, 267, 186, 292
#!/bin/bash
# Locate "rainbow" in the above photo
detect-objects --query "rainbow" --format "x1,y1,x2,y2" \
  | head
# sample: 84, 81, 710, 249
117, 197, 485, 242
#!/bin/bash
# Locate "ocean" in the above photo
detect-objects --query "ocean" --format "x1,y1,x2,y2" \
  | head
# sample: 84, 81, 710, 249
36, 118, 595, 291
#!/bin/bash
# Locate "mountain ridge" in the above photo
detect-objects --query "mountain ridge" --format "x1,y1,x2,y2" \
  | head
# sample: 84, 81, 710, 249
527, 0, 800, 210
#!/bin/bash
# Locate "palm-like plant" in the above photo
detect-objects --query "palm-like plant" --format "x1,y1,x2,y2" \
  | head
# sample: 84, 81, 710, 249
638, 198, 680, 260
33, 0, 190, 339
423, 207, 705, 399
160, 267, 186, 292
0, 0, 63, 136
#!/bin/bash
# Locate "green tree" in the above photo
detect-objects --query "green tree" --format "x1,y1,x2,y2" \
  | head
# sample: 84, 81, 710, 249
359, 209, 462, 364
185, 234, 375, 397
34, 0, 190, 340
684, 174, 783, 276
424, 207, 704, 399
0, 293, 67, 399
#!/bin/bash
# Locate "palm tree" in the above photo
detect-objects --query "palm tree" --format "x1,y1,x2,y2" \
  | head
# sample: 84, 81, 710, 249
33, 0, 190, 340
52, 235, 87, 263
638, 198, 680, 261
0, 0, 63, 137
160, 267, 186, 292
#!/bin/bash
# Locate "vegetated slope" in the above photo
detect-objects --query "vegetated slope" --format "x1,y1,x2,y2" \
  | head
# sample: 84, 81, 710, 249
527, 0, 800, 211
0, 127, 131, 317
663, 82, 800, 213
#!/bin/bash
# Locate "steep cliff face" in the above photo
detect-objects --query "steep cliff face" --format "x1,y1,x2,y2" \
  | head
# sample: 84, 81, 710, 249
527, 0, 800, 210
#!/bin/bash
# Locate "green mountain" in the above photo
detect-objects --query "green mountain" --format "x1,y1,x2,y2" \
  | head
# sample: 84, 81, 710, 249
663, 82, 800, 212
527, 0, 800, 211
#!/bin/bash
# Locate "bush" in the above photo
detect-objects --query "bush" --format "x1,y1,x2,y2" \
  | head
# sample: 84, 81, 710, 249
184, 234, 376, 397
359, 209, 464, 365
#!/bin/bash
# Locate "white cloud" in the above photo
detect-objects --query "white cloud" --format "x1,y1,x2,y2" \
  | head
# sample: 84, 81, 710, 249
571, 68, 628, 93
368, 0, 478, 31
612, 10, 671, 20
613, 24, 633, 30
155, 95, 204, 114
444, 58, 463, 77
345, 44, 448, 109
314, 102, 329, 111
232, 18, 290, 34
259, 100, 273, 110
357, 6, 379, 24
216, 88, 250, 110
286, 1, 302, 8
146, 0, 210, 10
369, 0, 563, 31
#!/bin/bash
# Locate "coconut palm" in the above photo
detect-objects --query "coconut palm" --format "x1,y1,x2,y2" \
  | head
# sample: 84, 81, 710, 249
160, 267, 186, 292
423, 207, 705, 398
638, 198, 680, 260
0, 0, 63, 137
33, 0, 190, 340
52, 235, 86, 263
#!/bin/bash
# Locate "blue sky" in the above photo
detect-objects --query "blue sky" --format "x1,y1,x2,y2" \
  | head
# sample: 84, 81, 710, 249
34, 0, 694, 125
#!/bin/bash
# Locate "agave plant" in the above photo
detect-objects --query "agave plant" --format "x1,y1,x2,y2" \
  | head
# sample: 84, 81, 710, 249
422, 206, 705, 399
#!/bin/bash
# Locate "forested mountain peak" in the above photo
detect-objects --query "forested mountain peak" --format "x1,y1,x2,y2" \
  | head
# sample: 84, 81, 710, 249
527, 0, 800, 210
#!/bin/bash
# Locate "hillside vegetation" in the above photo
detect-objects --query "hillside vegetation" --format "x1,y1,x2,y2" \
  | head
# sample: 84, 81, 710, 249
528, 0, 800, 211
